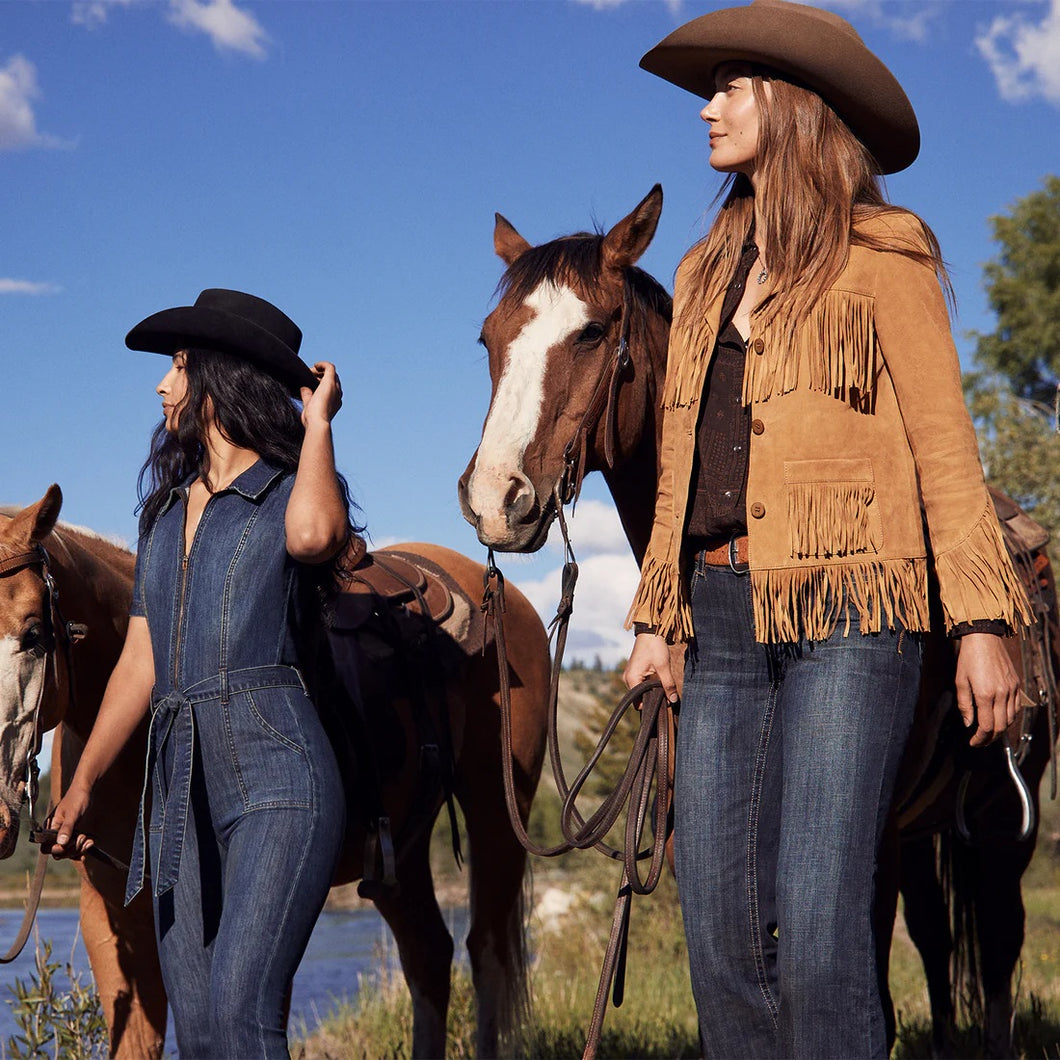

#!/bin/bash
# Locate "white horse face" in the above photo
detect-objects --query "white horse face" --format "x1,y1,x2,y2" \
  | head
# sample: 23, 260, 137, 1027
459, 279, 595, 552
0, 488, 62, 858
0, 574, 48, 857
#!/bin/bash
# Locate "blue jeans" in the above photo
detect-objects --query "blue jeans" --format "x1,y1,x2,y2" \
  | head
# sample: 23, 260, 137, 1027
675, 562, 920, 1059
147, 669, 345, 1059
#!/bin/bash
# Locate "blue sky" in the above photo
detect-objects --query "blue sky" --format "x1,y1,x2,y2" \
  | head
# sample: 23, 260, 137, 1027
3, 0, 1059, 666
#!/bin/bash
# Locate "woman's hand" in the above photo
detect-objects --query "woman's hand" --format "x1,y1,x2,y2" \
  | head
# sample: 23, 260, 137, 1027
44, 784, 95, 861
624, 633, 680, 703
300, 362, 343, 430
955, 632, 1023, 747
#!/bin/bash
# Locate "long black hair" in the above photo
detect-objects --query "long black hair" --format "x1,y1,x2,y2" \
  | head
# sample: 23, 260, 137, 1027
136, 347, 364, 556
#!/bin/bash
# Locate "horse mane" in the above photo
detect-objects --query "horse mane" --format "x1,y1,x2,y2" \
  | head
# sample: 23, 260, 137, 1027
497, 232, 673, 329
0, 507, 134, 572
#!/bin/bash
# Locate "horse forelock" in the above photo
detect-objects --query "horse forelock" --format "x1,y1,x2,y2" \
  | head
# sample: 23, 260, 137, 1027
497, 233, 604, 306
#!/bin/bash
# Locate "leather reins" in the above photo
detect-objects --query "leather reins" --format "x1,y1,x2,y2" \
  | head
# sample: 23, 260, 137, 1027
481, 275, 676, 1060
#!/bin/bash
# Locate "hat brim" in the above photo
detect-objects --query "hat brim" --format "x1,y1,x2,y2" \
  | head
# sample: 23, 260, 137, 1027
640, 3, 919, 174
126, 305, 317, 397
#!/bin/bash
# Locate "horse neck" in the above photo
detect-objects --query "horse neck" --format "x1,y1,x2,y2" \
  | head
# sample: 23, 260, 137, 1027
598, 297, 670, 568
43, 528, 134, 737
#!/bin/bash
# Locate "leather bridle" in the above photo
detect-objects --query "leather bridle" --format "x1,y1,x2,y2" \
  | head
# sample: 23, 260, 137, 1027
0, 544, 88, 963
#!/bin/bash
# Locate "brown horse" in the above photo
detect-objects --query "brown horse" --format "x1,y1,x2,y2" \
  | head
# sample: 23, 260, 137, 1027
0, 485, 549, 1059
459, 185, 1058, 1057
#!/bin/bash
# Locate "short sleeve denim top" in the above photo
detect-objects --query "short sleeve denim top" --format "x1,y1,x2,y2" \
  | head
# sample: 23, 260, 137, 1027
131, 459, 298, 695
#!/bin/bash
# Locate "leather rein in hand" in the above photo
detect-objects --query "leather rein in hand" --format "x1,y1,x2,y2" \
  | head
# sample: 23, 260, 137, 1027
480, 275, 678, 1060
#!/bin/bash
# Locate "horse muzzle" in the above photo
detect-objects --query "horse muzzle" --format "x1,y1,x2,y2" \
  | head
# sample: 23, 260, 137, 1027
457, 460, 553, 553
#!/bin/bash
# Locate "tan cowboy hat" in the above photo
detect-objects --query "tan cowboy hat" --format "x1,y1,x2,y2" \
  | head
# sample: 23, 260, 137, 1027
640, 0, 919, 174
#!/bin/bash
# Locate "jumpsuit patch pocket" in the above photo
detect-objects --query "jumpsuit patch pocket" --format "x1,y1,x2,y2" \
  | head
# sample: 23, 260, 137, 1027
225, 687, 313, 811
784, 458, 882, 559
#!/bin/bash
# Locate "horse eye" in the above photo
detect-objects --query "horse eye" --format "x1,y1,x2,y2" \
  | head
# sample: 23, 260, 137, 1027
576, 322, 607, 346
20, 624, 44, 656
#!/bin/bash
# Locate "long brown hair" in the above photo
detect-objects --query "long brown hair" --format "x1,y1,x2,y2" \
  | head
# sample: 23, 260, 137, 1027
677, 68, 951, 340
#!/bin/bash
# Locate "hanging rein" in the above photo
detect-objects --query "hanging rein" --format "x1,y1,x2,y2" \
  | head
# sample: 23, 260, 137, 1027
481, 272, 677, 1060
0, 544, 122, 964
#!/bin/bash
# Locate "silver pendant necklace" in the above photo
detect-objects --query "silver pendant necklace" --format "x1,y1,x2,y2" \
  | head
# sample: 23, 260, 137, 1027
756, 265, 768, 285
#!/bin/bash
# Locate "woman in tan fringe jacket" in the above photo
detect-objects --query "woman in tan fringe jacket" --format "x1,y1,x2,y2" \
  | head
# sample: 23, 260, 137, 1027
622, 2, 1032, 1056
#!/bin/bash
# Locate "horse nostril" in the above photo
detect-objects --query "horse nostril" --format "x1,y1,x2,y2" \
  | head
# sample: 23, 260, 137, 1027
505, 473, 536, 523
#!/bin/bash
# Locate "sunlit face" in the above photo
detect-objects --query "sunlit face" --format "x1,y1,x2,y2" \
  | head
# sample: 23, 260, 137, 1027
156, 350, 189, 432
700, 62, 763, 177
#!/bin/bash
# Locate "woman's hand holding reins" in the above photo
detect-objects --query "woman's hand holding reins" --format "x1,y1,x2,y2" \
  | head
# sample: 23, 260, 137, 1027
300, 361, 343, 430
45, 784, 95, 861
955, 632, 1023, 747
624, 632, 680, 703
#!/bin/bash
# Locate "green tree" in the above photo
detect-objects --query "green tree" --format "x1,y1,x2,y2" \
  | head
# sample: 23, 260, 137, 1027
965, 175, 1060, 538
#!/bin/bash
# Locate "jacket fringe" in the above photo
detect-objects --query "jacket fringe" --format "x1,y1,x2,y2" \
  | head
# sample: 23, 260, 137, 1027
624, 554, 695, 643
751, 557, 930, 644
934, 502, 1034, 631
744, 290, 877, 407
787, 480, 879, 559
662, 314, 715, 411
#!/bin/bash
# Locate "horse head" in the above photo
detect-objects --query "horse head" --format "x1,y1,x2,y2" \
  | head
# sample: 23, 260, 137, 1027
459, 185, 671, 555
0, 486, 63, 857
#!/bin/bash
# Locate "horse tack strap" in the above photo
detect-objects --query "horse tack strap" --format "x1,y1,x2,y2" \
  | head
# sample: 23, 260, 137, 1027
0, 548, 45, 577
0, 849, 48, 964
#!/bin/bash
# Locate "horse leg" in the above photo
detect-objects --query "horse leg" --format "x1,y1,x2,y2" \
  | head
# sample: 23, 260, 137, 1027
372, 828, 454, 1059
900, 834, 955, 1059
55, 724, 167, 1058
457, 612, 547, 1056
75, 870, 167, 1059
970, 837, 1032, 1059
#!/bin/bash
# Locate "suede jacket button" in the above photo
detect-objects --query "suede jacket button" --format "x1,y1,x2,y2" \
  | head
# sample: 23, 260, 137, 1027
750, 502, 766, 519
752, 338, 765, 354
751, 418, 765, 435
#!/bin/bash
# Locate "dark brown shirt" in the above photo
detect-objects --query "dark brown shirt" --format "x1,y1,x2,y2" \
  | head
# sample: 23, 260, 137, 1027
685, 240, 759, 547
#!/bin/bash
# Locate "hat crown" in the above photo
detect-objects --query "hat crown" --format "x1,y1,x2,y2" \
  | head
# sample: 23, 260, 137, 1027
194, 289, 302, 355
750, 0, 862, 44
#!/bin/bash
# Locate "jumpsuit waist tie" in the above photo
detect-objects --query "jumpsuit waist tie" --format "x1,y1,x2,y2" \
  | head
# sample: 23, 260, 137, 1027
124, 664, 308, 906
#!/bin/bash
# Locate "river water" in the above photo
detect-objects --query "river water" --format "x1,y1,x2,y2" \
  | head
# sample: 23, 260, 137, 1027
0, 905, 469, 1053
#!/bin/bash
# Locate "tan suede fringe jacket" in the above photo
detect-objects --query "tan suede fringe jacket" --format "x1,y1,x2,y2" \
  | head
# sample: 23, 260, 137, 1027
626, 211, 1033, 645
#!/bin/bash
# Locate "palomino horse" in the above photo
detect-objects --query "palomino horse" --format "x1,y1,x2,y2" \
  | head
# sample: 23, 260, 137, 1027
459, 185, 1058, 1057
0, 485, 549, 1058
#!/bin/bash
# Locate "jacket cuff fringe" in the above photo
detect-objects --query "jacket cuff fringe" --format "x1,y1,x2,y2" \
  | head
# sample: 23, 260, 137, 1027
934, 503, 1034, 632
750, 557, 930, 643
625, 555, 694, 644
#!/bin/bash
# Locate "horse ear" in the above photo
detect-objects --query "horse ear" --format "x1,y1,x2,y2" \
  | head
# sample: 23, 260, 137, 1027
601, 184, 663, 273
494, 213, 533, 266
9, 485, 63, 546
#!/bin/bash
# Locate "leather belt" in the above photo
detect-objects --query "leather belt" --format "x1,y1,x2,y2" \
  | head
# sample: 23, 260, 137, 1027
697, 534, 749, 572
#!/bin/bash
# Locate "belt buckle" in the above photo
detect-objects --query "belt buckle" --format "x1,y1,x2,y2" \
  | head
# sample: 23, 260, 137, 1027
728, 533, 748, 575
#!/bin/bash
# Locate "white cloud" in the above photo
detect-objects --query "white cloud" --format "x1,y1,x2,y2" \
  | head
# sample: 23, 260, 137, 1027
976, 0, 1060, 106
545, 498, 631, 557
516, 550, 641, 669
792, 0, 939, 44
571, 0, 683, 15
0, 279, 61, 295
166, 0, 270, 59
0, 55, 64, 152
71, 0, 140, 29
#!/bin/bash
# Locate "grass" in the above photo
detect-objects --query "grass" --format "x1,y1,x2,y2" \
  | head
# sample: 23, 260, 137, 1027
295, 669, 1060, 1059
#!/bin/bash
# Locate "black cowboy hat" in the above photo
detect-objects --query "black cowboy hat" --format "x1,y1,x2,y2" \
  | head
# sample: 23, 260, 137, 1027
639, 0, 919, 174
125, 288, 316, 396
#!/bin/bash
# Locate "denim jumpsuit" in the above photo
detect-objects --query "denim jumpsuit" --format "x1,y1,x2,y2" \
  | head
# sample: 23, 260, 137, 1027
125, 459, 345, 1058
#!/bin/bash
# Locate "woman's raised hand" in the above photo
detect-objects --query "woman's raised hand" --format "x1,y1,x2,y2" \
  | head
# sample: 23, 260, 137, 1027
300, 362, 343, 429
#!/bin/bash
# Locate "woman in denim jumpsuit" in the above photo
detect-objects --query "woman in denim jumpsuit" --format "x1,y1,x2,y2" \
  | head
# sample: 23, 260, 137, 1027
49, 289, 351, 1058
